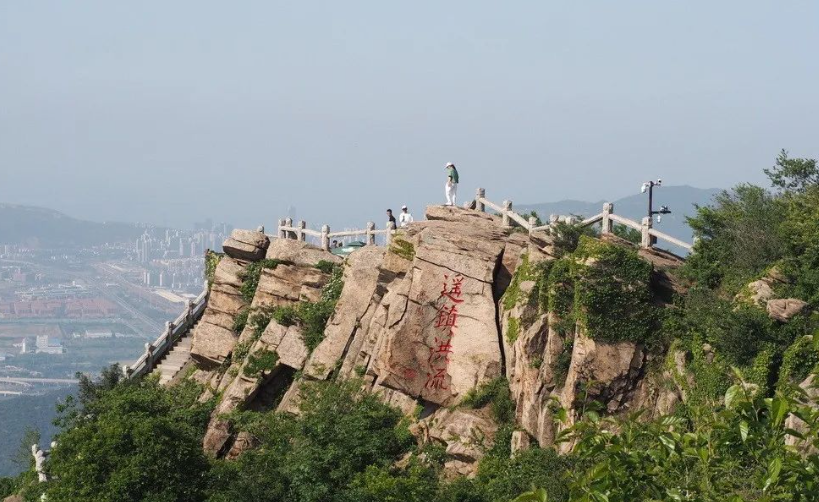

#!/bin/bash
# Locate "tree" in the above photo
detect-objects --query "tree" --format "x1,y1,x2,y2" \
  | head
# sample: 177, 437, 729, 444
684, 184, 785, 291
764, 149, 819, 193
44, 374, 212, 502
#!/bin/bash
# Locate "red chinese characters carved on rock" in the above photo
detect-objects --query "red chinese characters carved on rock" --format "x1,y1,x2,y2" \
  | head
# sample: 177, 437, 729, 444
426, 273, 464, 390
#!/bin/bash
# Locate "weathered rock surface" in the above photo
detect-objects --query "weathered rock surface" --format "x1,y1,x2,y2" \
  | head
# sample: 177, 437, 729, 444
265, 239, 342, 267
373, 219, 508, 405
223, 229, 270, 262
191, 256, 247, 368
743, 279, 775, 307
412, 408, 498, 477
200, 238, 335, 456
767, 298, 808, 322
304, 247, 388, 380
785, 374, 819, 453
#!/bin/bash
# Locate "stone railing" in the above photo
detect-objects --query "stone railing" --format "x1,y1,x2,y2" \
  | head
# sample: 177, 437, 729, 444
276, 218, 394, 251
473, 188, 693, 252
123, 287, 209, 380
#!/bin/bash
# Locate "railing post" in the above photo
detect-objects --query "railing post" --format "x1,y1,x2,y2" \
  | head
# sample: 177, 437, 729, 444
122, 365, 131, 378
321, 225, 330, 251
285, 218, 293, 239
297, 220, 306, 242
164, 321, 173, 346
476, 188, 485, 212
145, 342, 154, 369
641, 216, 652, 248
385, 222, 393, 246
502, 200, 512, 228
366, 222, 376, 246
528, 216, 537, 234
601, 202, 613, 235
278, 219, 286, 239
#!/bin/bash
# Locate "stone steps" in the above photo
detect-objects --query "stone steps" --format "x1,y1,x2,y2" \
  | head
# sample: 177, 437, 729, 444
152, 327, 195, 386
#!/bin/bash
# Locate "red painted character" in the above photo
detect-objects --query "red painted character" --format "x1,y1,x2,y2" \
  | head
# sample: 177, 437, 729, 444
428, 337, 454, 364
435, 304, 459, 329
425, 367, 449, 390
440, 274, 465, 303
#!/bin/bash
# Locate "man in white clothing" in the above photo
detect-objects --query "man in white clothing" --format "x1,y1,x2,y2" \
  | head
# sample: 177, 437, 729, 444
399, 205, 414, 227
445, 162, 459, 206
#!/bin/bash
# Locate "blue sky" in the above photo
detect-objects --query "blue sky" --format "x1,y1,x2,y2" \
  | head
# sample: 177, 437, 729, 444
0, 1, 817, 229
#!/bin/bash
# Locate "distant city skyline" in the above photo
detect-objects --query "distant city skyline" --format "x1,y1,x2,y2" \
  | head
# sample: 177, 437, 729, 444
1, 2, 817, 230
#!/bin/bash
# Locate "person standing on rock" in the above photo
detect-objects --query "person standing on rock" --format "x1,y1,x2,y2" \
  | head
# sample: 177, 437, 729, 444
445, 162, 459, 206
399, 205, 414, 227
387, 209, 397, 230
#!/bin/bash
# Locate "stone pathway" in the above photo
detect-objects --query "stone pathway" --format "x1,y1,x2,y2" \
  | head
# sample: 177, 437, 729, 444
152, 333, 194, 385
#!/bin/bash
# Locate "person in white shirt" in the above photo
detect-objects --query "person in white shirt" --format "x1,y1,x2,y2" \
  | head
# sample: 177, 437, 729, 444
444, 162, 459, 206
399, 205, 414, 227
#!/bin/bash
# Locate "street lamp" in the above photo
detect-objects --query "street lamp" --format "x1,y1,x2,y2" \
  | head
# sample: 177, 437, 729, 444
641, 179, 671, 223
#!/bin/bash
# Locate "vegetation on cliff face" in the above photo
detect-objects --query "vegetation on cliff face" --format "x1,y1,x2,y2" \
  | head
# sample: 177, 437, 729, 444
265, 263, 344, 351
204, 250, 224, 288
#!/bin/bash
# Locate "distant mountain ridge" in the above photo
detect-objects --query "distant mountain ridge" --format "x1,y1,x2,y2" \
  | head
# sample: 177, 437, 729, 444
0, 203, 144, 248
516, 185, 721, 248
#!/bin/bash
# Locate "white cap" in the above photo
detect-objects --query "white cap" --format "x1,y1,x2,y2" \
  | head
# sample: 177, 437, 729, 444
445, 162, 454, 167
401, 205, 407, 210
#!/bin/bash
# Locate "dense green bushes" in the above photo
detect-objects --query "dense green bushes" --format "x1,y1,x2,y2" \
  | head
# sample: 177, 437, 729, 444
44, 367, 213, 502
552, 370, 819, 501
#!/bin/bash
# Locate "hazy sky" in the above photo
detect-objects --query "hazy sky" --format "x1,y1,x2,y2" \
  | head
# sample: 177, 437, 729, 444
1, 2, 817, 230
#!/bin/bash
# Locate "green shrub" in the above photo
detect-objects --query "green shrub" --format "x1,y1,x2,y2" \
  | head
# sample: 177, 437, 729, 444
778, 335, 819, 390
572, 237, 657, 345
205, 250, 224, 287
389, 237, 416, 261
315, 259, 337, 274
506, 317, 520, 343
545, 258, 574, 320
474, 447, 571, 502
243, 349, 279, 378
44, 373, 211, 502
209, 379, 415, 502
233, 307, 250, 334
461, 377, 514, 424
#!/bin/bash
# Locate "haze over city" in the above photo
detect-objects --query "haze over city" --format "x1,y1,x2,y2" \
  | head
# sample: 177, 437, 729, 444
1, 1, 817, 230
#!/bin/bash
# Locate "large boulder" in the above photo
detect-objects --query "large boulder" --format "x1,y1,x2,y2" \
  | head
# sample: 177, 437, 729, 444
265, 239, 342, 267
372, 219, 507, 406
412, 408, 498, 477
222, 229, 270, 262
767, 298, 809, 322
191, 256, 248, 368
742, 279, 775, 307
305, 247, 388, 380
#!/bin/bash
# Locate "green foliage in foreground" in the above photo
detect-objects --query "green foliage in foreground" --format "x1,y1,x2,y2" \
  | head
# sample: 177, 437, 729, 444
549, 372, 819, 502
44, 367, 214, 502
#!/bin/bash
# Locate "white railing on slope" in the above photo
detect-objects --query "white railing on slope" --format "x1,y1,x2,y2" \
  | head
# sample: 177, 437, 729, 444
123, 287, 209, 380
473, 188, 693, 252
276, 218, 395, 251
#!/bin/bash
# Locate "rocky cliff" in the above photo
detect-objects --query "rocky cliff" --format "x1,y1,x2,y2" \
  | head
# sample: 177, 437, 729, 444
183, 206, 689, 474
